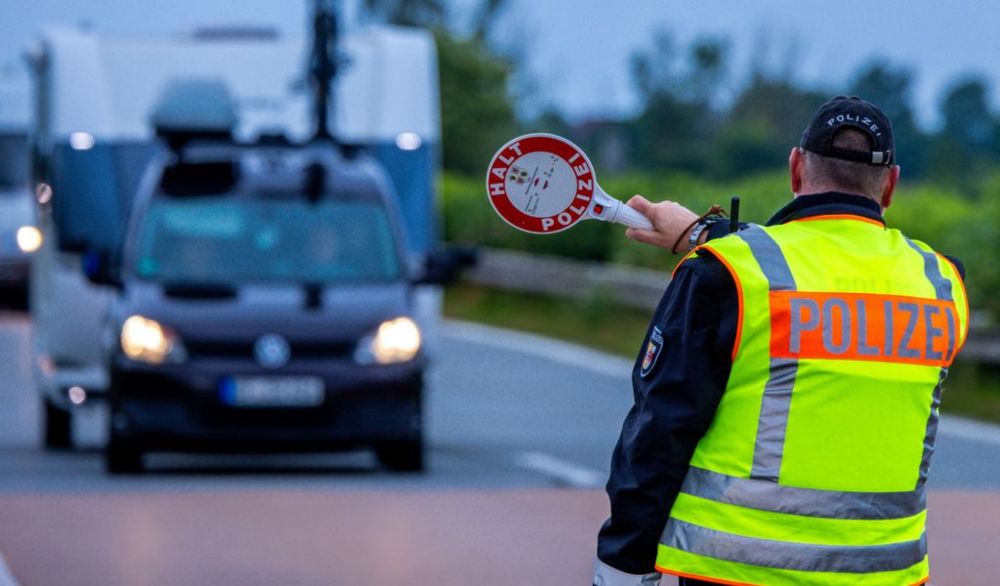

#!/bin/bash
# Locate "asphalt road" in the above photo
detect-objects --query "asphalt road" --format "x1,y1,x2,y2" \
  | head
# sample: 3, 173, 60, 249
0, 311, 998, 585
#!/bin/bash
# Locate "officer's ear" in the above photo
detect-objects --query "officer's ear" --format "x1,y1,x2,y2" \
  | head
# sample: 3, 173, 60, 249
881, 165, 900, 211
789, 147, 805, 195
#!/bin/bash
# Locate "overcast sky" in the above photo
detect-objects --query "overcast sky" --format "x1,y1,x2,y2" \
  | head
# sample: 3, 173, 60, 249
2, 0, 998, 128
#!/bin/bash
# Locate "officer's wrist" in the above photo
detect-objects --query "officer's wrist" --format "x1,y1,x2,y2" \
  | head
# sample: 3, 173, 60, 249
681, 217, 719, 253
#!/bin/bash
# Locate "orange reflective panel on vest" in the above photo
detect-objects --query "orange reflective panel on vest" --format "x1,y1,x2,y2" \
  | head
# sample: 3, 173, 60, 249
770, 291, 959, 367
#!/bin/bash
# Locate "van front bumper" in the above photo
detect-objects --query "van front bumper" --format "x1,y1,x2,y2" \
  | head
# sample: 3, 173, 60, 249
109, 357, 424, 452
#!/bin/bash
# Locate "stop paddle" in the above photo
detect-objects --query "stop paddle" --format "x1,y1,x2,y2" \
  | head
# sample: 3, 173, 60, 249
485, 133, 653, 234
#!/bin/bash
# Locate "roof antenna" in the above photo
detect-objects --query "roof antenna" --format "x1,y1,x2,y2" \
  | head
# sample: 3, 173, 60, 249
309, 0, 340, 143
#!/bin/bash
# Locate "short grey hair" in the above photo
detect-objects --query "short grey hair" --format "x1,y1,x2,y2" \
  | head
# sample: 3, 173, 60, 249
802, 128, 891, 200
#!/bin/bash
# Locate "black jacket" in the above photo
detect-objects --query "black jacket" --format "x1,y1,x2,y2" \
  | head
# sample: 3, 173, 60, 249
596, 192, 965, 574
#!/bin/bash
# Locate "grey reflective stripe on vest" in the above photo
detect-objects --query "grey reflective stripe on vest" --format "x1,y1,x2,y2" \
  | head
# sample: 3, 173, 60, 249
905, 238, 953, 489
737, 226, 799, 480
752, 358, 798, 480
739, 226, 797, 291
663, 519, 927, 574
905, 240, 952, 302
681, 466, 926, 520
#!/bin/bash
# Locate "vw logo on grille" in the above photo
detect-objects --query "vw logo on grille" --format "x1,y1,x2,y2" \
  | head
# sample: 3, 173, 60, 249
254, 334, 290, 368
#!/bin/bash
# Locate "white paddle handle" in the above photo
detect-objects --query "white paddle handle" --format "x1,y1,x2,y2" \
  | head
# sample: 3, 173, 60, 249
611, 202, 654, 230
590, 190, 654, 230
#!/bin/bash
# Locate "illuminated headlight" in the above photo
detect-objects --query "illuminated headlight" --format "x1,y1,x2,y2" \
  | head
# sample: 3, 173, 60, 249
120, 315, 187, 365
16, 226, 43, 253
355, 317, 421, 365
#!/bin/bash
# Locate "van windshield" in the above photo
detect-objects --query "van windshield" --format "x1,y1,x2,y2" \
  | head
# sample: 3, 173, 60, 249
134, 197, 401, 285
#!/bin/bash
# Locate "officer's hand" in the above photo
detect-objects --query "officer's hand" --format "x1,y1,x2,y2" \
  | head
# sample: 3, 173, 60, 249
624, 195, 700, 252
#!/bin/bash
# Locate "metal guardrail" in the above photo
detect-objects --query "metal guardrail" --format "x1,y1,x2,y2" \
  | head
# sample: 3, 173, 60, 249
961, 334, 1000, 364
463, 247, 669, 311
462, 247, 1000, 365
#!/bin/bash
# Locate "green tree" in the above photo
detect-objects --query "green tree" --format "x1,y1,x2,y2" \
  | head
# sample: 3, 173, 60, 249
924, 76, 1000, 187
362, 0, 519, 174
629, 31, 729, 173
940, 77, 997, 150
848, 60, 928, 177
470, 0, 508, 42
530, 106, 571, 137
715, 76, 825, 177
436, 31, 518, 174
363, 0, 446, 27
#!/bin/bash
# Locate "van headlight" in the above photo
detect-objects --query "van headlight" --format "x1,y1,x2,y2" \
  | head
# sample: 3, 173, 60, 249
16, 226, 43, 253
355, 317, 421, 365
120, 315, 187, 365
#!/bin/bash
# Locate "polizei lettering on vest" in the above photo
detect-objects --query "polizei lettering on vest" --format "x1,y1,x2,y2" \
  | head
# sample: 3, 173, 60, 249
772, 291, 957, 366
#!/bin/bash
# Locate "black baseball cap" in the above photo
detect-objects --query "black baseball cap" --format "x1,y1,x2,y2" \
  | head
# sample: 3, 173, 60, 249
800, 95, 895, 166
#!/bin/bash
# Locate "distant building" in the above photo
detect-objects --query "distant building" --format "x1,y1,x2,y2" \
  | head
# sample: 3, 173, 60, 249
570, 117, 631, 174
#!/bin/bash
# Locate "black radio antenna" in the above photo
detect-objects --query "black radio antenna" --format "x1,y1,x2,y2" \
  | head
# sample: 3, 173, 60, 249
729, 196, 741, 234
309, 0, 339, 142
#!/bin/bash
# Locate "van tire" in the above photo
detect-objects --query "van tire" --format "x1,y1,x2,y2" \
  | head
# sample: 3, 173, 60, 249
376, 439, 424, 472
43, 397, 73, 450
106, 440, 144, 474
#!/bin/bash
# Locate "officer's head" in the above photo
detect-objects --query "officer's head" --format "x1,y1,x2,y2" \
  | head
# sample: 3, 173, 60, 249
789, 96, 901, 211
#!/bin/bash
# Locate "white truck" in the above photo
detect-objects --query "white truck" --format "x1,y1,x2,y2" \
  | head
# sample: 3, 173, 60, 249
26, 22, 444, 448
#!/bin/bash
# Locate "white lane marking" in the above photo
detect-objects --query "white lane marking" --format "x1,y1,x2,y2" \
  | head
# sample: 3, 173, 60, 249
0, 552, 19, 586
515, 451, 605, 488
443, 320, 633, 379
939, 415, 1000, 446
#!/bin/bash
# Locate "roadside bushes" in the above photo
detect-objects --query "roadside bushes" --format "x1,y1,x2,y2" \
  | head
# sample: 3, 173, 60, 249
442, 173, 616, 262
442, 170, 998, 319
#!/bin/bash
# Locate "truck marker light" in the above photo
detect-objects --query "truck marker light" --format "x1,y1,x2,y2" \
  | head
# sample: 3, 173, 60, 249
68, 386, 87, 405
396, 132, 422, 151
69, 132, 95, 151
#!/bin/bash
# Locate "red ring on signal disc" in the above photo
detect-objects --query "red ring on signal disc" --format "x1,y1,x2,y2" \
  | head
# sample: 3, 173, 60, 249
485, 134, 596, 234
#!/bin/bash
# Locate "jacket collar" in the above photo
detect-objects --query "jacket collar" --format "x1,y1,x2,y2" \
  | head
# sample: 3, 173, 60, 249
766, 192, 885, 227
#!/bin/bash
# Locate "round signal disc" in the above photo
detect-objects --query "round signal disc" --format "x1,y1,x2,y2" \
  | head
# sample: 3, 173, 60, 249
485, 133, 597, 234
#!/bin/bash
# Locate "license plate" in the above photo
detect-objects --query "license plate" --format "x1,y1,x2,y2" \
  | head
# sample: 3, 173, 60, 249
219, 376, 325, 408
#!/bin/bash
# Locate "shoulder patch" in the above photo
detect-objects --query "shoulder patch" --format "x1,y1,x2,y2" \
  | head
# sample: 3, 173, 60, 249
640, 326, 664, 378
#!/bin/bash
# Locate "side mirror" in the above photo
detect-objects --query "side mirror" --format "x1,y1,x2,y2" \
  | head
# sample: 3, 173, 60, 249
416, 246, 479, 285
82, 248, 123, 289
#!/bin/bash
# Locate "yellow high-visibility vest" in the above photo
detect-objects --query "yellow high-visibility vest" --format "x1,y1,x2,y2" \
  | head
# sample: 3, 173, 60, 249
655, 214, 969, 586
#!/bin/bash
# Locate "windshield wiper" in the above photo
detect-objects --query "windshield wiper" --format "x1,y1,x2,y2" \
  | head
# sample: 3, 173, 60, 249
162, 281, 238, 300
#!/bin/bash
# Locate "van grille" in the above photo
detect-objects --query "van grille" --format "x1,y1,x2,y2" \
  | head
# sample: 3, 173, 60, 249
185, 340, 355, 360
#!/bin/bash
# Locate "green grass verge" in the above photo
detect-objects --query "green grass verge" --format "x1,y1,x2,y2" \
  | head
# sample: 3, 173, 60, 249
939, 361, 1000, 423
444, 283, 1000, 425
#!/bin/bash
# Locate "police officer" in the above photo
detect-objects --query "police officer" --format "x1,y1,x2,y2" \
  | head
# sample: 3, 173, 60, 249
592, 96, 969, 586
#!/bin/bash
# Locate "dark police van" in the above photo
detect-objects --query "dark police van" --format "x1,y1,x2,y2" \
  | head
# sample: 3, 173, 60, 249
90, 141, 442, 473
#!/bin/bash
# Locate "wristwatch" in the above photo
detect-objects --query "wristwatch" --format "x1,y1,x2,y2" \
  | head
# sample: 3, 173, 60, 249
688, 215, 723, 250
